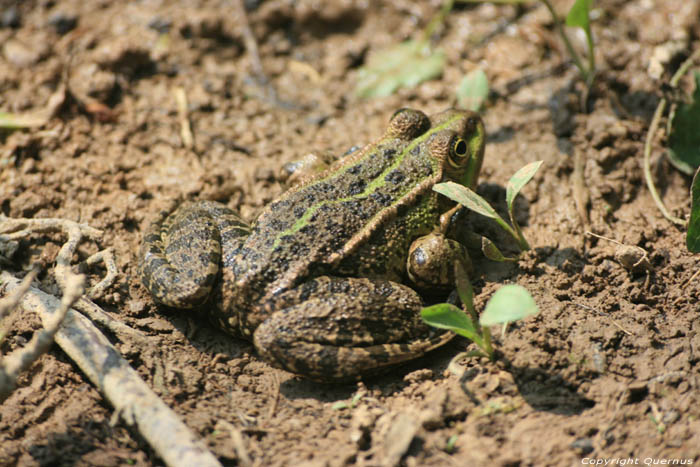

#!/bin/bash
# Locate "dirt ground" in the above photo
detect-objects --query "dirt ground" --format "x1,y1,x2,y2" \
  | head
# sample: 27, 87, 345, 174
1, 0, 700, 466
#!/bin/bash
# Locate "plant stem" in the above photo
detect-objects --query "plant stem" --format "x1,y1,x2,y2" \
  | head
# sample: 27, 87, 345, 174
643, 48, 700, 226
493, 215, 530, 251
584, 22, 595, 86
540, 0, 590, 84
422, 0, 455, 43
508, 209, 531, 251
481, 326, 495, 360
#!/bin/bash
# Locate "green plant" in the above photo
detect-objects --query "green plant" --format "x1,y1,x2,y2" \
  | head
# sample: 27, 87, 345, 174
641, 48, 700, 230
456, 69, 489, 111
355, 40, 446, 98
434, 160, 543, 254
687, 168, 700, 252
459, 0, 596, 86
421, 262, 539, 360
422, 160, 542, 359
445, 434, 458, 453
355, 0, 454, 98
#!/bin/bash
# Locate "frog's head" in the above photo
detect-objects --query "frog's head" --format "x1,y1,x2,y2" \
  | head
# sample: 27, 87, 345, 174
384, 108, 485, 189
429, 109, 486, 189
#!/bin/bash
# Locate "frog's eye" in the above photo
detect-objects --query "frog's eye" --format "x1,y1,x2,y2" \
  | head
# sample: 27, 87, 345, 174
447, 137, 469, 167
453, 138, 468, 158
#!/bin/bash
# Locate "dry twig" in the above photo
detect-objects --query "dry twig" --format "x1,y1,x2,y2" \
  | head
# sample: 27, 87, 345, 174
0, 216, 221, 466
0, 270, 83, 402
1, 272, 222, 467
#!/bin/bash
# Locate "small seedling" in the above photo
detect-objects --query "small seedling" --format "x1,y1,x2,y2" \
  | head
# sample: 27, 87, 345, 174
445, 434, 458, 453
331, 391, 365, 411
434, 160, 543, 254
667, 71, 700, 175
688, 168, 700, 252
457, 69, 489, 111
355, 40, 446, 98
421, 262, 539, 361
644, 50, 700, 227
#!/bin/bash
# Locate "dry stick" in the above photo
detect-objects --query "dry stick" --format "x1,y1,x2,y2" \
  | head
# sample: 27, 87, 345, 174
0, 272, 83, 402
573, 148, 590, 228
643, 48, 700, 226
0, 271, 222, 467
233, 0, 265, 80
85, 248, 118, 299
0, 267, 38, 321
173, 87, 194, 150
0, 216, 221, 465
1, 217, 144, 343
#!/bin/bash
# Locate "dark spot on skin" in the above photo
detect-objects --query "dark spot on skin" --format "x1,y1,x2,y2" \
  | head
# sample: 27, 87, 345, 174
329, 279, 351, 294
383, 148, 397, 159
267, 201, 279, 211
303, 192, 317, 204
299, 224, 315, 234
373, 280, 395, 298
411, 145, 421, 156
384, 170, 405, 184
298, 280, 319, 302
275, 235, 294, 251
370, 191, 393, 207
348, 180, 366, 195
198, 251, 212, 265
294, 206, 306, 217
347, 164, 362, 175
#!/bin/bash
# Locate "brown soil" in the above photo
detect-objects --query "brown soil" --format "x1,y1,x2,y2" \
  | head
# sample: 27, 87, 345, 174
1, 1, 699, 466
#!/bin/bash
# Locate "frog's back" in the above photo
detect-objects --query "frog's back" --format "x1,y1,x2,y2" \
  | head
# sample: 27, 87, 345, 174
234, 133, 439, 296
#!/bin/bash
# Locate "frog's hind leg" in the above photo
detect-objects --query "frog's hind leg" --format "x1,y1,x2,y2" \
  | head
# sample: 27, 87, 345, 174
140, 200, 250, 309
253, 276, 454, 381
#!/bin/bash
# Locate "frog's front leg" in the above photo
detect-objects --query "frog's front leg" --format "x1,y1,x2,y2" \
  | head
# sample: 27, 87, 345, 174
140, 200, 250, 309
253, 276, 453, 381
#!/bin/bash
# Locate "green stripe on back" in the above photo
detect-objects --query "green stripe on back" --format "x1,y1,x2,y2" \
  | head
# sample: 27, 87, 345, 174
272, 114, 463, 249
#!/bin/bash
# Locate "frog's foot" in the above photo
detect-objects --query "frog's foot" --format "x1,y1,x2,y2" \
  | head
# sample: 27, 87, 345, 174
140, 200, 250, 309
253, 276, 454, 381
407, 233, 471, 290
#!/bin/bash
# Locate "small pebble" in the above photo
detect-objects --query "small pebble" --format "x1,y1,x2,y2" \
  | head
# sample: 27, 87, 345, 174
3, 39, 41, 67
48, 11, 78, 35
615, 245, 652, 273
570, 437, 594, 455
148, 17, 172, 34
1, 6, 21, 28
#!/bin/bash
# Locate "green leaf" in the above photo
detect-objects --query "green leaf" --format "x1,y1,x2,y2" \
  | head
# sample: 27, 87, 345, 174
668, 71, 700, 175
457, 69, 489, 111
454, 261, 474, 312
434, 182, 499, 220
421, 303, 484, 348
687, 166, 700, 252
457, 0, 533, 3
479, 285, 539, 326
445, 434, 458, 454
481, 237, 517, 262
505, 160, 543, 211
565, 0, 592, 30
355, 40, 445, 98
0, 111, 48, 129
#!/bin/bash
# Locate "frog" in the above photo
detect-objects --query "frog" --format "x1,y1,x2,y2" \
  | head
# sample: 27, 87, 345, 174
139, 108, 486, 381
